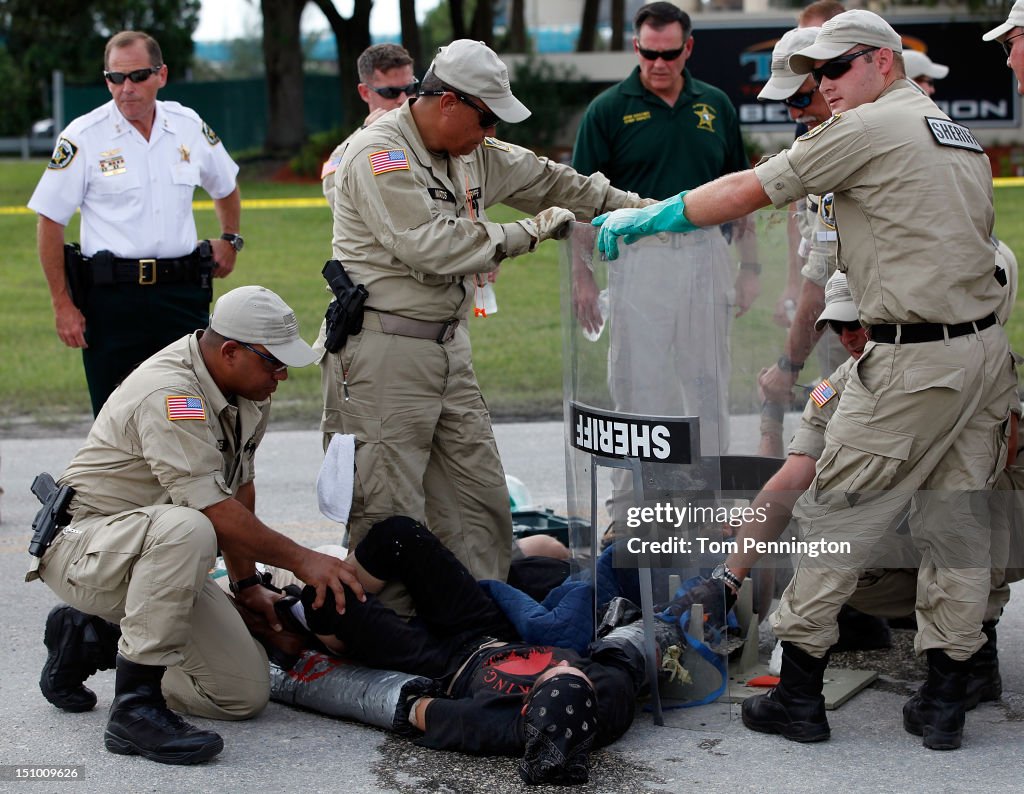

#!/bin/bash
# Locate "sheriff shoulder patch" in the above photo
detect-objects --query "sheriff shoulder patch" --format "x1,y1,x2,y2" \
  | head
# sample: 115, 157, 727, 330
809, 379, 837, 408
202, 122, 220, 145
47, 137, 78, 170
368, 149, 410, 175
166, 395, 206, 421
483, 137, 511, 151
798, 113, 843, 141
925, 117, 984, 153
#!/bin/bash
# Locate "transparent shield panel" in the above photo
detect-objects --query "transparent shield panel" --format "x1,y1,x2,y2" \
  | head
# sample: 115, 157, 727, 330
560, 209, 812, 718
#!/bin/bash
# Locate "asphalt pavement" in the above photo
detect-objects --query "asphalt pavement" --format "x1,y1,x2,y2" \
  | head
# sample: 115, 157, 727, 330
0, 418, 1020, 794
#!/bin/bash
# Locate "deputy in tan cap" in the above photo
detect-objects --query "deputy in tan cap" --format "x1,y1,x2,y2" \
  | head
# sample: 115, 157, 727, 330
594, 9, 1016, 751
322, 39, 650, 610
32, 285, 365, 765
983, 0, 1024, 92
902, 49, 949, 96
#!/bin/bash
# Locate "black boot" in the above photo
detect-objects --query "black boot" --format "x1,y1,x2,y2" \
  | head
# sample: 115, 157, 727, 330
40, 605, 120, 712
902, 648, 971, 750
104, 656, 223, 765
964, 621, 1001, 710
742, 642, 830, 742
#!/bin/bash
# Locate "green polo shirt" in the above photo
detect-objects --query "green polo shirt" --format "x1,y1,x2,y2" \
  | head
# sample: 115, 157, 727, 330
572, 67, 747, 200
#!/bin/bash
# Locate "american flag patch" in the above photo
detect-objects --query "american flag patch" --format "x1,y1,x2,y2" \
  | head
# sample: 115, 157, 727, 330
166, 395, 206, 421
320, 152, 343, 179
368, 149, 409, 175
809, 379, 837, 408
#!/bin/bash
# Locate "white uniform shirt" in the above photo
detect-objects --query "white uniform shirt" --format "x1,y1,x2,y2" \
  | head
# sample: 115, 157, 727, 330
28, 99, 238, 259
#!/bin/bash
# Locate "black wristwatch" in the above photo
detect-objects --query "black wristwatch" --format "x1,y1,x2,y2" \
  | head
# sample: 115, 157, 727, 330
777, 354, 804, 375
220, 233, 245, 252
229, 570, 272, 594
711, 563, 743, 593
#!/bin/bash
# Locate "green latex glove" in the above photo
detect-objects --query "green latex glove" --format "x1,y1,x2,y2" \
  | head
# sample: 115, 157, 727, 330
592, 191, 700, 260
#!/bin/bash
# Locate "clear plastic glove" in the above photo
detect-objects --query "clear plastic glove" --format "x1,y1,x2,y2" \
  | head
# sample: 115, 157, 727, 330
533, 206, 576, 244
593, 191, 699, 261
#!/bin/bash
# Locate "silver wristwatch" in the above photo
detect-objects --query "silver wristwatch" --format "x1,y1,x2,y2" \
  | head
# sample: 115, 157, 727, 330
711, 562, 742, 593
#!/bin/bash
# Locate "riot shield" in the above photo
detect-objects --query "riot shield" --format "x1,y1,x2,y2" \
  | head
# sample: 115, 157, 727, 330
560, 210, 816, 721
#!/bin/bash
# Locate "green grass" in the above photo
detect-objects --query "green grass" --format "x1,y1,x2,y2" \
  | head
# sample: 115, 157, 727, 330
3, 157, 1024, 429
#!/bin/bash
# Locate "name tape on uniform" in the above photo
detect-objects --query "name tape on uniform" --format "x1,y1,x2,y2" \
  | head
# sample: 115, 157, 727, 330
925, 117, 984, 153
570, 402, 695, 464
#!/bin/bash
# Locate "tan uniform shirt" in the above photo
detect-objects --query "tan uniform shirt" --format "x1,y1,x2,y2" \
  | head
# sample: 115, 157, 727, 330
799, 193, 837, 288
331, 101, 635, 321
755, 80, 999, 326
61, 333, 269, 518
788, 356, 856, 459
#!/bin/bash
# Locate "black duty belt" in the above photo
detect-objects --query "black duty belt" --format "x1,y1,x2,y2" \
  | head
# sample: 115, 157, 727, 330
89, 241, 213, 287
870, 313, 997, 344
362, 310, 460, 343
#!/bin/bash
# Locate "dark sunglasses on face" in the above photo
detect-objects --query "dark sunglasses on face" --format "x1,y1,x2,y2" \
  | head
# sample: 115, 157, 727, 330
366, 79, 420, 100
828, 320, 862, 335
781, 88, 816, 109
230, 339, 287, 373
637, 45, 685, 61
811, 47, 879, 85
419, 89, 500, 128
103, 66, 162, 85
1003, 31, 1024, 57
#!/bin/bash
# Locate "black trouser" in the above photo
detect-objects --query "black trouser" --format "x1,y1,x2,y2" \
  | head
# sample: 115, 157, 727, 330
302, 517, 518, 678
82, 281, 210, 416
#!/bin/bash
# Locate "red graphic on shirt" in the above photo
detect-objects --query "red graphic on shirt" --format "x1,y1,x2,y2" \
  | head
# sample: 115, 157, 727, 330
480, 647, 563, 696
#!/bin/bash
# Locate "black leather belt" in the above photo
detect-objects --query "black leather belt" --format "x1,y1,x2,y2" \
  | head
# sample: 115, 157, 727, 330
89, 241, 213, 287
870, 313, 997, 344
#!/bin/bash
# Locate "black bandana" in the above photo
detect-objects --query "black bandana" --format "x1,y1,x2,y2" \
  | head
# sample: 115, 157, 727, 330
518, 673, 598, 786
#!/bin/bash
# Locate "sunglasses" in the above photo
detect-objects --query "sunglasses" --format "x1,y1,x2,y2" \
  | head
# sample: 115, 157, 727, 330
1003, 31, 1024, 57
366, 79, 420, 100
230, 339, 287, 373
103, 66, 162, 85
828, 320, 862, 335
420, 89, 500, 128
781, 88, 816, 109
637, 45, 685, 61
811, 47, 878, 85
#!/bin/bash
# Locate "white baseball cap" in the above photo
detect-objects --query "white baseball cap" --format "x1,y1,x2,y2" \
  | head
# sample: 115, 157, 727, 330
790, 10, 903, 75
210, 286, 318, 367
758, 27, 820, 100
983, 0, 1024, 42
903, 50, 949, 80
429, 39, 531, 123
815, 271, 860, 331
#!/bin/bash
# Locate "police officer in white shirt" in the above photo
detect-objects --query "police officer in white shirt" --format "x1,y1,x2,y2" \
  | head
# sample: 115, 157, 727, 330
28, 30, 243, 416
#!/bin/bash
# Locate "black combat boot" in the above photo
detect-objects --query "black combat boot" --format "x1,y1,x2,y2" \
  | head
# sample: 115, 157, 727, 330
902, 648, 971, 750
742, 642, 831, 742
964, 621, 1001, 710
40, 605, 121, 712
104, 656, 223, 765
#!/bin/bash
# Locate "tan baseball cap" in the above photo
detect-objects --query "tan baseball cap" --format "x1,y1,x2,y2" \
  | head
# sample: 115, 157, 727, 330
429, 39, 531, 123
983, 0, 1024, 42
759, 27, 820, 100
903, 50, 949, 80
210, 286, 318, 367
815, 272, 860, 331
790, 10, 903, 75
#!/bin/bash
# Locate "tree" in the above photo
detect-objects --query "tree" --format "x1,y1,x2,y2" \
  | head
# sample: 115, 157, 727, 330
261, 0, 308, 155
399, 0, 423, 71
577, 0, 600, 53
310, 0, 372, 136
0, 0, 200, 135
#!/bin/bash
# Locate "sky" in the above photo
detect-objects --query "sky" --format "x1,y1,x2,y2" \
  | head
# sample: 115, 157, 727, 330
195, 0, 438, 41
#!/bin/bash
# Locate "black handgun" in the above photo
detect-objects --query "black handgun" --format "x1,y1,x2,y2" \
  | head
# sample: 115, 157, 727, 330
322, 259, 369, 354
29, 472, 74, 559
